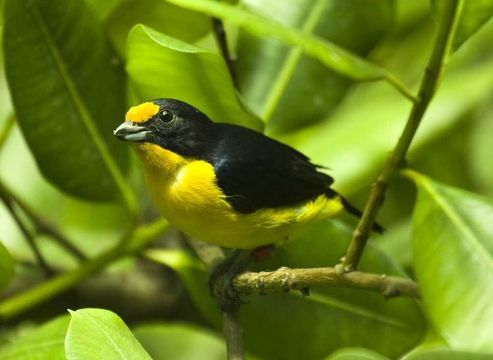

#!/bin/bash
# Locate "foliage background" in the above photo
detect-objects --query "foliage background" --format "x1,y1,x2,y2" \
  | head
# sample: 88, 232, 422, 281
0, 0, 492, 359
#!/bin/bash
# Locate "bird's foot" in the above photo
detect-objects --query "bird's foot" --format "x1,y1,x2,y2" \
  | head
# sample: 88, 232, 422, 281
208, 249, 253, 312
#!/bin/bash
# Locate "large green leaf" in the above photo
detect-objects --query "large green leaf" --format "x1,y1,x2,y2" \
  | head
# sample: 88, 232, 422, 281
65, 308, 151, 360
408, 172, 493, 352
106, 0, 210, 57
3, 0, 129, 202
133, 323, 226, 360
0, 315, 69, 360
0, 240, 14, 291
236, 0, 394, 133
126, 25, 262, 130
149, 220, 425, 360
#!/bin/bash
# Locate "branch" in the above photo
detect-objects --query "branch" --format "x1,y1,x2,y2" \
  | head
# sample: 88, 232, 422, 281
0, 219, 168, 320
211, 17, 237, 88
222, 311, 244, 360
234, 267, 419, 299
0, 179, 86, 261
0, 193, 53, 277
342, 0, 464, 271
187, 238, 245, 360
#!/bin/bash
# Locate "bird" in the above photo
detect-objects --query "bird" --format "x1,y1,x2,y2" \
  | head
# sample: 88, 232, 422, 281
113, 98, 381, 305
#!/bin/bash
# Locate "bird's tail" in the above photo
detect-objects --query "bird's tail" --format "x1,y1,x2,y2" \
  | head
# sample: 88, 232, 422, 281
326, 189, 384, 234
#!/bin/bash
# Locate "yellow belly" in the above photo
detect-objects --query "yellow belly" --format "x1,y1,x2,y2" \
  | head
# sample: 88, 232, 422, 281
137, 143, 343, 249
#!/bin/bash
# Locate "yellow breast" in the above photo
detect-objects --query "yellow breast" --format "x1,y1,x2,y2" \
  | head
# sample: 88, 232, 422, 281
136, 143, 343, 249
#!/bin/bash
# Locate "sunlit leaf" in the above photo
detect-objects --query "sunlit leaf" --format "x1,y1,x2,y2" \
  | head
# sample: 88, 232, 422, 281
408, 171, 493, 353
403, 344, 493, 360
3, 0, 128, 201
126, 24, 262, 130
149, 220, 425, 360
106, 0, 210, 57
133, 323, 226, 360
0, 315, 69, 360
167, 0, 387, 83
236, 0, 394, 133
0, 240, 14, 291
65, 308, 151, 360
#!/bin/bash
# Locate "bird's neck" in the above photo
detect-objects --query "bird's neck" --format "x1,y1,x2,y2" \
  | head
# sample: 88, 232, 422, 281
135, 143, 189, 177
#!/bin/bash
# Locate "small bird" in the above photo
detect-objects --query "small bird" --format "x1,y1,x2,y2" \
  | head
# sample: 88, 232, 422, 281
114, 99, 381, 302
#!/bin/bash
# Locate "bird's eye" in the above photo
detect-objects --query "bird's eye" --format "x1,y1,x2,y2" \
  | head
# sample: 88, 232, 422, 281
158, 109, 174, 123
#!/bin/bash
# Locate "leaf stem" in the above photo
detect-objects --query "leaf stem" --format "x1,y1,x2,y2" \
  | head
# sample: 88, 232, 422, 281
0, 219, 168, 320
342, 0, 464, 270
234, 267, 419, 299
0, 179, 86, 261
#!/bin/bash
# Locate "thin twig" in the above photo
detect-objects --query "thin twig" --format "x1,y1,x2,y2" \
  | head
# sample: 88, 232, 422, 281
212, 17, 238, 88
234, 267, 419, 299
0, 179, 86, 261
342, 0, 464, 271
0, 194, 53, 277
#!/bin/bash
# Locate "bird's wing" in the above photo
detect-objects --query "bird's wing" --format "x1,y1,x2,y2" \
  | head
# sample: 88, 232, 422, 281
210, 127, 334, 213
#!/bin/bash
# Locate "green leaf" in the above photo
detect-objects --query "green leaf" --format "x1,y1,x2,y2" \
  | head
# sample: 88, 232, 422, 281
407, 171, 493, 352
149, 220, 425, 360
84, 0, 121, 20
448, 0, 493, 51
0, 240, 14, 291
106, 0, 211, 57
133, 323, 226, 360
0, 315, 69, 360
126, 25, 262, 130
167, 0, 387, 83
325, 347, 390, 360
236, 0, 394, 133
405, 346, 493, 360
65, 308, 152, 360
3, 0, 130, 203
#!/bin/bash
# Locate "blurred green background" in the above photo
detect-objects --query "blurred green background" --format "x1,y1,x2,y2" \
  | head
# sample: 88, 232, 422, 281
0, 0, 492, 359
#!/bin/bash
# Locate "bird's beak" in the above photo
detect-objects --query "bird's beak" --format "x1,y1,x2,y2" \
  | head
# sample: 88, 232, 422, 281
113, 121, 151, 142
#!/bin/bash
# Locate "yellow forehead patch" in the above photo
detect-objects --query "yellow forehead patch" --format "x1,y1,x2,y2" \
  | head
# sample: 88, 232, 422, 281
125, 102, 160, 123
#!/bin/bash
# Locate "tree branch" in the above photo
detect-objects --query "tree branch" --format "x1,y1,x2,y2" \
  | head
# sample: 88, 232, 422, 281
342, 0, 464, 271
187, 239, 245, 360
0, 179, 86, 261
234, 267, 419, 299
0, 219, 168, 320
222, 311, 244, 360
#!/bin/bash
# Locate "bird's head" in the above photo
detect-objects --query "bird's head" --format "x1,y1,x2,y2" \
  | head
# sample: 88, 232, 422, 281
113, 99, 216, 158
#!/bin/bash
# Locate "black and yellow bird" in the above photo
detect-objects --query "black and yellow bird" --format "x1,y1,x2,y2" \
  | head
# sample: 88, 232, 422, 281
113, 99, 381, 296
